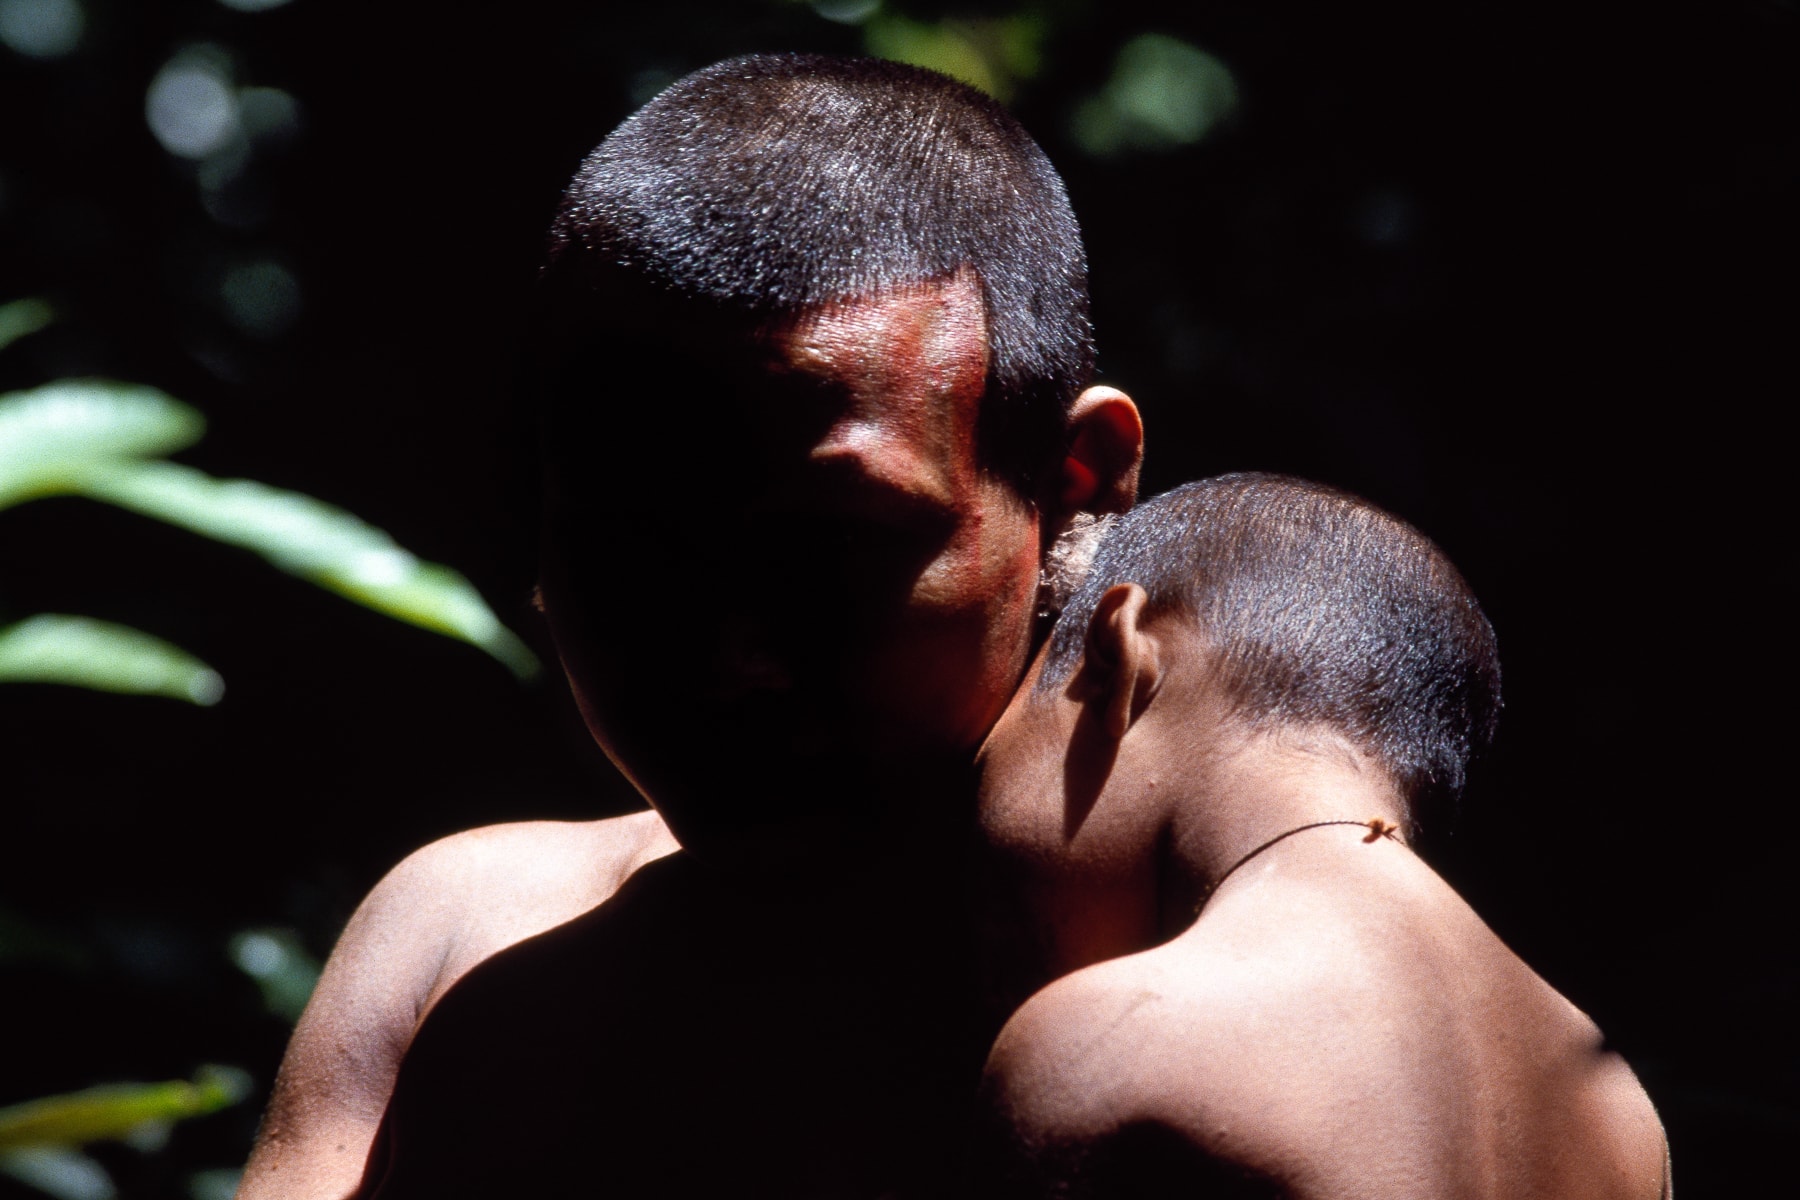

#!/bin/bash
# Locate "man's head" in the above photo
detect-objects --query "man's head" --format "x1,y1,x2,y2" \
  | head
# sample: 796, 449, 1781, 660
1036, 473, 1501, 831
538, 53, 1098, 489
531, 55, 1141, 851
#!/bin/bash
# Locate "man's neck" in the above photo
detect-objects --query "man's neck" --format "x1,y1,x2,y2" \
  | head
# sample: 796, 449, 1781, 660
669, 750, 981, 920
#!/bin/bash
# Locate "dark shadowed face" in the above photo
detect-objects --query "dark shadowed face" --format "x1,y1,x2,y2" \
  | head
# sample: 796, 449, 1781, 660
540, 273, 1044, 848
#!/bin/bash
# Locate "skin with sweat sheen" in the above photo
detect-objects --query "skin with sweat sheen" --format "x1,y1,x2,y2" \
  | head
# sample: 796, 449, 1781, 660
765, 271, 1042, 754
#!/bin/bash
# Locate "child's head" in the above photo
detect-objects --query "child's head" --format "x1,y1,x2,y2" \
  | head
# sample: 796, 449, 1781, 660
1037, 473, 1501, 832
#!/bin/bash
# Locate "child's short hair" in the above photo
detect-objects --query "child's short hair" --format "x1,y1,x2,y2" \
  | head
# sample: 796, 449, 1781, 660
1040, 473, 1501, 830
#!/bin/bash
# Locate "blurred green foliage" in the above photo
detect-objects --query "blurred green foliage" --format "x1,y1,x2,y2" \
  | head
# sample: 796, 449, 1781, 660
790, 0, 1232, 146
3, 0, 1784, 1194
0, 615, 224, 705
0, 364, 540, 700
0, 1069, 250, 1154
0, 299, 57, 353
0, 4, 1238, 1198
1072, 34, 1239, 155
0, 1069, 250, 1200
861, 10, 1046, 103
0, 299, 531, 1192
228, 929, 322, 1025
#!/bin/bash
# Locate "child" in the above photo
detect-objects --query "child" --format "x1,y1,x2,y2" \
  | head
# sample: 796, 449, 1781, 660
973, 472, 1668, 1198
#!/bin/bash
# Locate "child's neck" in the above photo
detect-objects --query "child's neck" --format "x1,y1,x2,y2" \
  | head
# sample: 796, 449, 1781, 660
1164, 733, 1407, 916
984, 727, 1407, 1003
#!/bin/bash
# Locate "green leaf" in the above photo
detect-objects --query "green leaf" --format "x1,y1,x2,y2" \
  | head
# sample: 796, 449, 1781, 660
0, 376, 538, 676
0, 381, 205, 508
0, 298, 57, 355
61, 460, 539, 677
0, 616, 224, 705
0, 1067, 251, 1152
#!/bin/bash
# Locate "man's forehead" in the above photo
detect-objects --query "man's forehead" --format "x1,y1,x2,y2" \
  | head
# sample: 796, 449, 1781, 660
754, 272, 989, 488
757, 269, 989, 407
549, 272, 994, 489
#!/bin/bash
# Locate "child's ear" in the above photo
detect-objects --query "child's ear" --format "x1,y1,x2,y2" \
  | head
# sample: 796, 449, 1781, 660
1084, 583, 1162, 741
1057, 387, 1143, 516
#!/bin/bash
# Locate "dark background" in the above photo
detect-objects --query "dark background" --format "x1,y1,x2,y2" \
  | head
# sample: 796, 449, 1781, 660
2, 1, 1791, 1195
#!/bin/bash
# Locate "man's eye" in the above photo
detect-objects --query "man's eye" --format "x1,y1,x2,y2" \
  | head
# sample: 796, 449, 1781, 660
780, 516, 923, 572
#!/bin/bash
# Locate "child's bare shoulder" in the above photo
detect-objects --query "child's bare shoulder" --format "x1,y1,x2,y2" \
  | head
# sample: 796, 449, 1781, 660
992, 930, 1364, 1105
981, 925, 1415, 1196
983, 879, 1668, 1200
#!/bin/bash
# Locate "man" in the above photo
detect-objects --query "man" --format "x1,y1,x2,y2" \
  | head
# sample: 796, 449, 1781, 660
237, 55, 1141, 1198
970, 474, 1669, 1197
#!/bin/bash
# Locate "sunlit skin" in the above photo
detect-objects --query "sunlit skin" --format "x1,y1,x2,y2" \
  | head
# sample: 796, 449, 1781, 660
766, 271, 1043, 755
541, 269, 1137, 855
971, 586, 1671, 1198
236, 273, 1144, 1199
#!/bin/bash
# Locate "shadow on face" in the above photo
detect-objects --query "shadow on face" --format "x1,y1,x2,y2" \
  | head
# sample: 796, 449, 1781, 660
538, 274, 1045, 850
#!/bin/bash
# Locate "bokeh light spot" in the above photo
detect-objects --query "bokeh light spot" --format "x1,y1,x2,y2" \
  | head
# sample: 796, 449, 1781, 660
0, 1148, 115, 1200
237, 85, 302, 144
147, 50, 241, 160
812, 0, 879, 24
864, 15, 1002, 100
229, 929, 320, 1022
219, 258, 301, 338
231, 931, 285, 976
187, 1169, 243, 1200
0, 0, 83, 59
1072, 34, 1238, 156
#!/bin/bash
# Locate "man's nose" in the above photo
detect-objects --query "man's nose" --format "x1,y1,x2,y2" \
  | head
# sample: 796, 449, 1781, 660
706, 614, 796, 701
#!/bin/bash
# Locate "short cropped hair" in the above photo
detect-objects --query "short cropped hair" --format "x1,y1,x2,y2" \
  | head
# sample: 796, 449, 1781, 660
537, 53, 1093, 487
1040, 473, 1501, 828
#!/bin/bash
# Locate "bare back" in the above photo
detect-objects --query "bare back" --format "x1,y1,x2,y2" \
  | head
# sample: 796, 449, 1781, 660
236, 810, 678, 1200
982, 831, 1668, 1199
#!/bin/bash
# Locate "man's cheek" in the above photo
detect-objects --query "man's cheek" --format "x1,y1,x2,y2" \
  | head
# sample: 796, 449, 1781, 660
876, 554, 1038, 748
972, 537, 1044, 719
857, 622, 1008, 751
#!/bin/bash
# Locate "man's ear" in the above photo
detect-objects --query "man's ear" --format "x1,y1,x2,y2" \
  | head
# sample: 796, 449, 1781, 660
1058, 386, 1143, 516
1084, 583, 1161, 741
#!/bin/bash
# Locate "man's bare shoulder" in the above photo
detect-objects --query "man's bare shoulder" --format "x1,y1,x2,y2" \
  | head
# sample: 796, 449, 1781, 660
237, 810, 677, 1200
304, 806, 677, 1057
380, 810, 679, 992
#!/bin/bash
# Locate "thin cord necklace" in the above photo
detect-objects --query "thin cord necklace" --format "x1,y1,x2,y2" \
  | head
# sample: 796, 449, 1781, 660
1198, 818, 1403, 910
